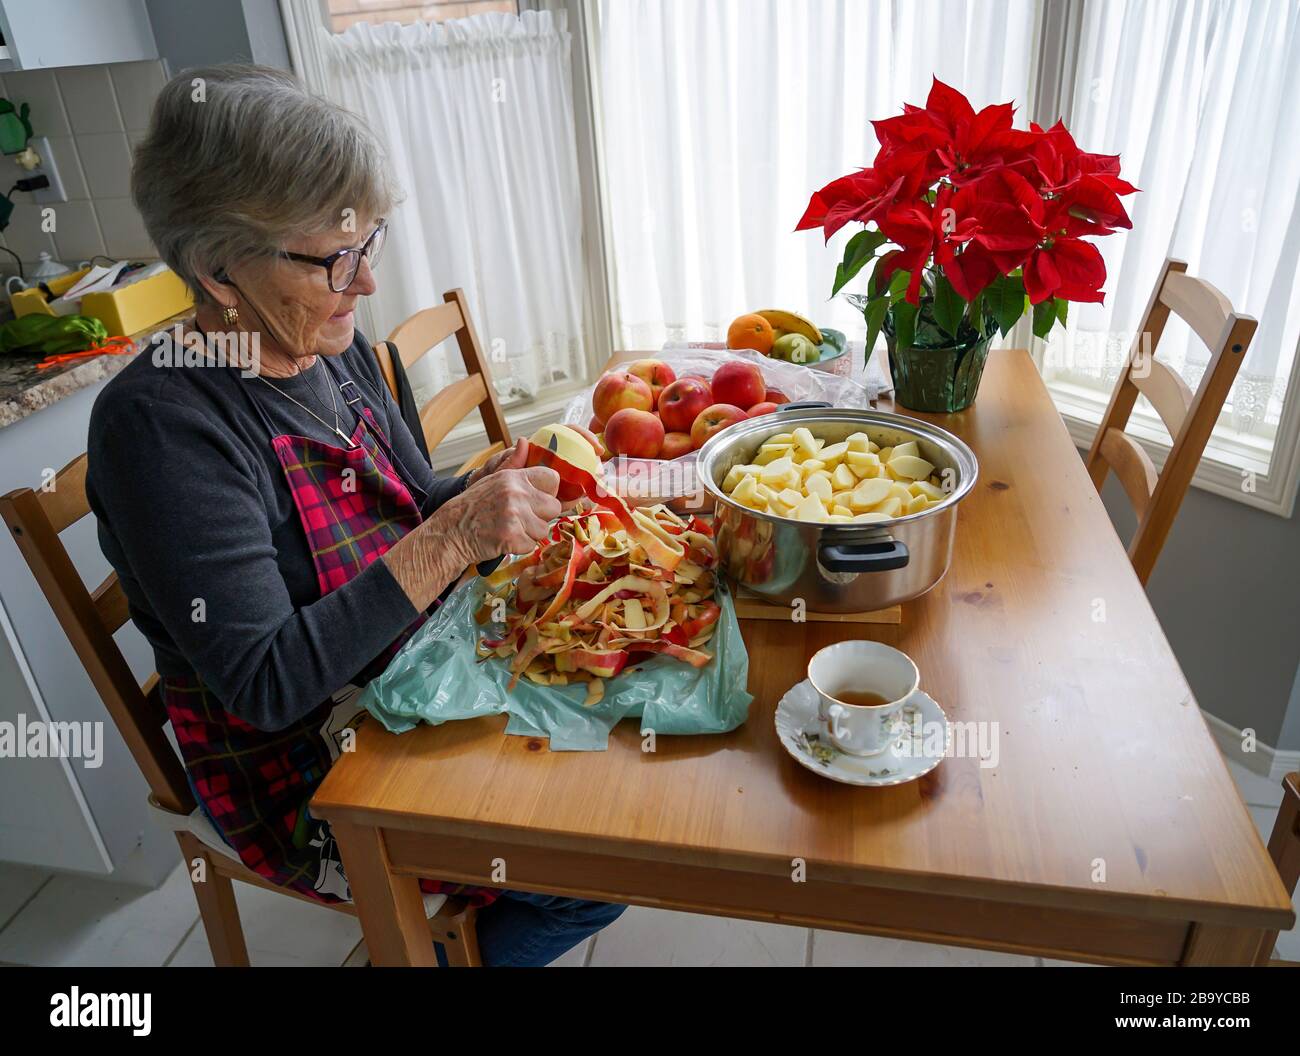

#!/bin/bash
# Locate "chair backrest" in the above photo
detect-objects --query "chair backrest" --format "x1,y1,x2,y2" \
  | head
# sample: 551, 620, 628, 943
373, 288, 511, 470
0, 458, 195, 815
1083, 258, 1257, 585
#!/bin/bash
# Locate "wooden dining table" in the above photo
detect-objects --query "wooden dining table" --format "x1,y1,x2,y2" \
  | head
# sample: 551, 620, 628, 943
312, 348, 1294, 966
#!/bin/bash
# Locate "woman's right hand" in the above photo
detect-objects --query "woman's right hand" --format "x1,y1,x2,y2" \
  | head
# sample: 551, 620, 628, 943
439, 464, 563, 566
383, 462, 561, 612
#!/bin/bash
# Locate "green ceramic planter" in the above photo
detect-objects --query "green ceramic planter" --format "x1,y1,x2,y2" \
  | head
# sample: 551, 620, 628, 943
881, 300, 997, 414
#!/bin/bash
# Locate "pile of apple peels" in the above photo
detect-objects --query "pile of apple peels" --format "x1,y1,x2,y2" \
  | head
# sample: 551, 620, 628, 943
474, 502, 721, 708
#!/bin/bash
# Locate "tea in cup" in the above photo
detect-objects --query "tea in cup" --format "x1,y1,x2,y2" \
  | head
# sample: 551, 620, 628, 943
808, 641, 919, 757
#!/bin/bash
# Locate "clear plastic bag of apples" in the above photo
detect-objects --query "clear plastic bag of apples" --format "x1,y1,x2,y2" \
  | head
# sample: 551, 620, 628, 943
562, 347, 871, 511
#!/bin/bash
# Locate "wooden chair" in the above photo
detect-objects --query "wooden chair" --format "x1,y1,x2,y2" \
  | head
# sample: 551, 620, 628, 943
374, 287, 511, 476
1084, 259, 1258, 585
1258, 773, 1300, 965
0, 458, 482, 967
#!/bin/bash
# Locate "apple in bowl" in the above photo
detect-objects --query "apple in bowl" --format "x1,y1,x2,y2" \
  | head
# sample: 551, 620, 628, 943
658, 377, 713, 433
604, 408, 665, 459
625, 358, 676, 406
593, 371, 654, 424
690, 403, 748, 449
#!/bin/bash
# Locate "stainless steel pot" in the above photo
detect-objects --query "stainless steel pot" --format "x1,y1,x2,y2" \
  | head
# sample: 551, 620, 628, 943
696, 404, 978, 612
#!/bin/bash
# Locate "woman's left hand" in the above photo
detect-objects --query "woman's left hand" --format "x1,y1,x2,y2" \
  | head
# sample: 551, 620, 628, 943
466, 437, 529, 486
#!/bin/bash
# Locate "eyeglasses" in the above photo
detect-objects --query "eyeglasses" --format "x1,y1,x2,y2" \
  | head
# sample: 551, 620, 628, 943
281, 219, 387, 293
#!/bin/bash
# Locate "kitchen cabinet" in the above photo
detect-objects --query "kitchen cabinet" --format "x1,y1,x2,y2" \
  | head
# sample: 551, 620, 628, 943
0, 0, 157, 71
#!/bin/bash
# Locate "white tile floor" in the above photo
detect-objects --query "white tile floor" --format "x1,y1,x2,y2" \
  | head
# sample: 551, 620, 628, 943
0, 757, 1294, 967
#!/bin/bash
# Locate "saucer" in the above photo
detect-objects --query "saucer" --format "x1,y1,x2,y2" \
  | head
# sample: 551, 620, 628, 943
774, 679, 948, 787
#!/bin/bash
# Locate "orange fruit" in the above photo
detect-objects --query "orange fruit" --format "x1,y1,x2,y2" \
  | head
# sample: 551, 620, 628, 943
727, 313, 775, 355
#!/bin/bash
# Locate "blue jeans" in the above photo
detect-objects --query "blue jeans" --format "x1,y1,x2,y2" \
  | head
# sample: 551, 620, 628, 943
434, 891, 625, 967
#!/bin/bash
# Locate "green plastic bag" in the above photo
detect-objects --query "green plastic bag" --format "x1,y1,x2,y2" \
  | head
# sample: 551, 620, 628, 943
359, 577, 752, 750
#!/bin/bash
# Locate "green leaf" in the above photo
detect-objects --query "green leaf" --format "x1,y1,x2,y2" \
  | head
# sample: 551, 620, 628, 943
888, 267, 911, 301
1031, 298, 1058, 339
1054, 297, 1069, 326
987, 274, 1027, 337
892, 299, 919, 352
831, 229, 888, 296
862, 296, 889, 354
866, 252, 895, 298
932, 272, 966, 337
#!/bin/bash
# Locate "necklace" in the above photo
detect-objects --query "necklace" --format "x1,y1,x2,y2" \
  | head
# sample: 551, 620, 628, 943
255, 368, 358, 449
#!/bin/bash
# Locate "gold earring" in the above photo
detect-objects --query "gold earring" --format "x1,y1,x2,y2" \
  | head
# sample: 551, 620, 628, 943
221, 304, 239, 327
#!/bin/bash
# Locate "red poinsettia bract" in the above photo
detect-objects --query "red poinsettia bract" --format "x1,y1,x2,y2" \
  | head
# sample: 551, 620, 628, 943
798, 78, 1137, 312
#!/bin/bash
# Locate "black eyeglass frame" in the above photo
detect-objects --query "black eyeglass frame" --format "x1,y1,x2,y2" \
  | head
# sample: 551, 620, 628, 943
280, 219, 388, 292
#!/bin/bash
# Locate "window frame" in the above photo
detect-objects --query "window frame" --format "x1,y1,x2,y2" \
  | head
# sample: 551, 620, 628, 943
1027, 0, 1300, 518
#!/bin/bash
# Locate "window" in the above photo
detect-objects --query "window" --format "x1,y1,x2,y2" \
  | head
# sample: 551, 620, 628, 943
593, 0, 1038, 348
1039, 0, 1300, 514
325, 0, 518, 33
591, 0, 1300, 514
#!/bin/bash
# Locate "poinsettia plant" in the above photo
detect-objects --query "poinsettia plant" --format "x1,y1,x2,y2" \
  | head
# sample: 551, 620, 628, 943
797, 78, 1137, 353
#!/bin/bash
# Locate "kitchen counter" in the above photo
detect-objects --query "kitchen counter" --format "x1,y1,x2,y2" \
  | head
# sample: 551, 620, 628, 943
0, 312, 192, 430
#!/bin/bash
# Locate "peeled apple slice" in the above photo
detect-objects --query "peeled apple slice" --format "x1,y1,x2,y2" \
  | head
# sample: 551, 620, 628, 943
887, 454, 935, 481
850, 478, 892, 510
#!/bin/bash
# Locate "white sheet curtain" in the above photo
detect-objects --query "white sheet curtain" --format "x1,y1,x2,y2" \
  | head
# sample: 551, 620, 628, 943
319, 12, 586, 402
594, 0, 1038, 348
1043, 0, 1300, 451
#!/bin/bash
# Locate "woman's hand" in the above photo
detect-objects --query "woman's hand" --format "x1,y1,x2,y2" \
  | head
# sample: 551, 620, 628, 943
465, 436, 529, 487
439, 464, 562, 565
381, 458, 561, 611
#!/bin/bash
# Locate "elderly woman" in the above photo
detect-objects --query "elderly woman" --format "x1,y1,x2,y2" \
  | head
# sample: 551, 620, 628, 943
87, 65, 624, 966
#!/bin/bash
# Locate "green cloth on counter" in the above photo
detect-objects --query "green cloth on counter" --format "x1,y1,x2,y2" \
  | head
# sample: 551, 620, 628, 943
0, 314, 109, 356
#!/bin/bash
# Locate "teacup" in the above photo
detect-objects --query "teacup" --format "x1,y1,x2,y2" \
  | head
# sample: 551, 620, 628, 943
808, 641, 919, 757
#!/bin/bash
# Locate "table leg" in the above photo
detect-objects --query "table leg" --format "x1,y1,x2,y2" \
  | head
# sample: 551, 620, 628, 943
1180, 923, 1270, 966
332, 820, 436, 966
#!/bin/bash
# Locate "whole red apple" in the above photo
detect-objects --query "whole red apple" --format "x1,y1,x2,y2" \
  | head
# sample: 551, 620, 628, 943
604, 408, 665, 459
690, 403, 748, 449
588, 414, 605, 431
660, 431, 694, 459
657, 376, 713, 433
592, 371, 654, 423
711, 360, 766, 409
747, 401, 779, 417
764, 387, 790, 405
625, 358, 676, 407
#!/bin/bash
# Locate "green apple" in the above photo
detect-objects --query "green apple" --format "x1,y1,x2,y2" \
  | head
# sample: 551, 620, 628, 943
772, 333, 813, 362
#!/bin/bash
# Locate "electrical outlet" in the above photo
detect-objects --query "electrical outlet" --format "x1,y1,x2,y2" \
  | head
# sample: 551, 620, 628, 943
26, 137, 68, 205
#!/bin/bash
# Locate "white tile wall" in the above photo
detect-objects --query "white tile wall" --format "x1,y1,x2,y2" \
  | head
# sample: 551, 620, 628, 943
0, 59, 165, 274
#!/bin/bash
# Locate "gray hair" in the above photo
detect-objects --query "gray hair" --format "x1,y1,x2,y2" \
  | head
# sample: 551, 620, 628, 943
132, 64, 399, 304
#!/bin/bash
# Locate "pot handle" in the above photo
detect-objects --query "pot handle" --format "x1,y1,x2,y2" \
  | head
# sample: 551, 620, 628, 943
819, 537, 910, 573
776, 400, 833, 412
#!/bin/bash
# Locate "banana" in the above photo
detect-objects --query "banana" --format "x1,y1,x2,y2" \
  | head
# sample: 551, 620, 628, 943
756, 309, 822, 346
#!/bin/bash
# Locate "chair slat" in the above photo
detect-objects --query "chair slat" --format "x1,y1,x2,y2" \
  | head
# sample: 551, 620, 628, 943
455, 441, 506, 478
92, 572, 131, 634
1131, 358, 1194, 438
36, 454, 91, 534
418, 373, 488, 454
1158, 271, 1232, 350
386, 302, 465, 371
1099, 428, 1157, 520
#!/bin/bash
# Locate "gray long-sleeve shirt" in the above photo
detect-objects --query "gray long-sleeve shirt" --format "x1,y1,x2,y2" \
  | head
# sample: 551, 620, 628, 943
86, 330, 470, 732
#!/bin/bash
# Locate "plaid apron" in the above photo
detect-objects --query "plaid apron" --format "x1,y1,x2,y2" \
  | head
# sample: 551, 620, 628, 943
162, 361, 499, 907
